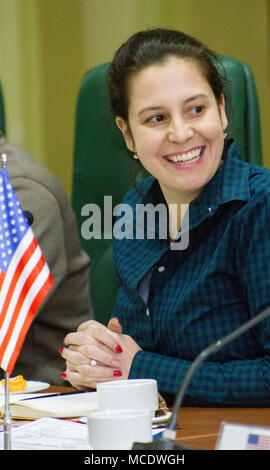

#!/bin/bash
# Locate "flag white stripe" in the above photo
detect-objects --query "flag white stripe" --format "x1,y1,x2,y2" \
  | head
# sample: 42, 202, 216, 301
1, 262, 51, 370
0, 228, 34, 312
0, 237, 42, 345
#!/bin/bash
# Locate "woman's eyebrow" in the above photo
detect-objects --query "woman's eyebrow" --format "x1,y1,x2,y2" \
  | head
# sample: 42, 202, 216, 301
138, 106, 164, 116
184, 93, 209, 103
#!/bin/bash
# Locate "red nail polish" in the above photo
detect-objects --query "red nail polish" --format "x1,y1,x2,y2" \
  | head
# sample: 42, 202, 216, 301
113, 370, 122, 377
59, 348, 64, 354
60, 372, 67, 379
115, 344, 123, 353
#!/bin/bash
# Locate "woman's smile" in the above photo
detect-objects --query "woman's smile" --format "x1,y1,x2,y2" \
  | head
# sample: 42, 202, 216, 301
164, 145, 205, 168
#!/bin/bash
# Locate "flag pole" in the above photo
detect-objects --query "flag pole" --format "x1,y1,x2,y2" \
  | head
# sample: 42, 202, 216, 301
3, 371, 12, 450
1, 152, 7, 169
0, 153, 12, 450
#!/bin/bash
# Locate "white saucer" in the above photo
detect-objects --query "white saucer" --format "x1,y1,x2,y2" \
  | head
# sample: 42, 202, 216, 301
0, 380, 50, 394
77, 410, 172, 425
152, 411, 172, 424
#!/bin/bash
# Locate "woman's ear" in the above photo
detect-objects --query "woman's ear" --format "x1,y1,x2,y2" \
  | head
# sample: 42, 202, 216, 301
219, 94, 228, 131
116, 117, 135, 152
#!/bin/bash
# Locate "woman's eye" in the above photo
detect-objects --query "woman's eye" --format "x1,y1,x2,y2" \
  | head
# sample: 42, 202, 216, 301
190, 105, 205, 115
147, 114, 165, 123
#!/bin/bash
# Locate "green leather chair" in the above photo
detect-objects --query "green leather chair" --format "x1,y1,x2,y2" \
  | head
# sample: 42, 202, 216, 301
72, 55, 263, 325
0, 81, 6, 135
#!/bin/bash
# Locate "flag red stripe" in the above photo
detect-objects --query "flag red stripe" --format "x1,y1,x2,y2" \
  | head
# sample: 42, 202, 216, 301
0, 254, 46, 359
0, 270, 5, 291
7, 272, 53, 375
0, 237, 38, 329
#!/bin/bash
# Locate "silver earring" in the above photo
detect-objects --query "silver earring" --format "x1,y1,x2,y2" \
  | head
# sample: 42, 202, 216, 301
223, 133, 227, 139
133, 153, 139, 160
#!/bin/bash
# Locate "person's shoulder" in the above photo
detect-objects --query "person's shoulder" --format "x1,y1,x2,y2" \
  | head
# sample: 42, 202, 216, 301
248, 163, 270, 193
242, 162, 270, 210
238, 163, 270, 222
121, 176, 155, 206
1, 138, 70, 204
228, 141, 270, 199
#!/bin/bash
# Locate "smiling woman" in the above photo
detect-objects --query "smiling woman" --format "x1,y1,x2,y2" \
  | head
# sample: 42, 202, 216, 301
61, 29, 270, 408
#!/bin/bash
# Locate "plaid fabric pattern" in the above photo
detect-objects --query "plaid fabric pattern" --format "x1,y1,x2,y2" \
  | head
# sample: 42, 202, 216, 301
112, 141, 270, 406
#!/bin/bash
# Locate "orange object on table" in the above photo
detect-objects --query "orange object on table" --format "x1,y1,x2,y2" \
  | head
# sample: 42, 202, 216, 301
1, 375, 27, 392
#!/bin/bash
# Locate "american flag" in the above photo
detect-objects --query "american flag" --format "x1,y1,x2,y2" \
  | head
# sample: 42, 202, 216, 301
245, 433, 270, 450
0, 166, 53, 375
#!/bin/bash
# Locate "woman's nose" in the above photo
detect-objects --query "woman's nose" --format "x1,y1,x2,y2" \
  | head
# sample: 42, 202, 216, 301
168, 119, 193, 143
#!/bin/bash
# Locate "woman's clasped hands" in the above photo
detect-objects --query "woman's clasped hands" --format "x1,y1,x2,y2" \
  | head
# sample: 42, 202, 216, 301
59, 317, 142, 390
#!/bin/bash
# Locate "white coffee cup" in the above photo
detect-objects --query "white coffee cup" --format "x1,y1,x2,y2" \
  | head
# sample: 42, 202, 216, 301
97, 379, 158, 416
87, 409, 153, 450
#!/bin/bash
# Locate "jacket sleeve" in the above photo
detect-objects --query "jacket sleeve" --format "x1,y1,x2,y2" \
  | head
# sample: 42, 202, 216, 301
129, 347, 270, 406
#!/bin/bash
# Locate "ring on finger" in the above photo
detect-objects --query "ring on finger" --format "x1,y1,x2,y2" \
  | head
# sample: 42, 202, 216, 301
90, 359, 97, 367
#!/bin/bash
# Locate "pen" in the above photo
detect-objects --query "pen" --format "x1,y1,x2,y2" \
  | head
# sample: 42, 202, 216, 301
20, 392, 76, 401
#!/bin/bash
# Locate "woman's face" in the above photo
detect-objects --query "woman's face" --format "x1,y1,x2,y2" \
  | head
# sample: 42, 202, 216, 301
116, 56, 228, 204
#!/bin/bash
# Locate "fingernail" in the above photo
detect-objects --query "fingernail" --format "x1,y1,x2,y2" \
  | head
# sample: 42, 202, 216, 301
59, 348, 64, 354
115, 344, 123, 353
60, 372, 67, 379
113, 370, 122, 377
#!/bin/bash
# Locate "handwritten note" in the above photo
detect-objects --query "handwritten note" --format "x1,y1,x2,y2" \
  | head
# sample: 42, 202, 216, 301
0, 417, 90, 450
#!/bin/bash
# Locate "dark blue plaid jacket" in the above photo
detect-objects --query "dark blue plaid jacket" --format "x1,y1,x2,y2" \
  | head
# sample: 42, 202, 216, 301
112, 141, 270, 406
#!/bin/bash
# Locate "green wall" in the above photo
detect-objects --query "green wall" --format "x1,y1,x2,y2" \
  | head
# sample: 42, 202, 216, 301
0, 0, 269, 197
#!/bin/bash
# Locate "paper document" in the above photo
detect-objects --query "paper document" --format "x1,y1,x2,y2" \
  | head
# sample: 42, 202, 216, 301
0, 392, 56, 410
0, 417, 90, 450
0, 391, 98, 419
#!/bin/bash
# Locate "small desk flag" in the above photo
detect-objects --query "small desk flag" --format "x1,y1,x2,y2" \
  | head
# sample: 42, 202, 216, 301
0, 167, 53, 374
246, 433, 270, 450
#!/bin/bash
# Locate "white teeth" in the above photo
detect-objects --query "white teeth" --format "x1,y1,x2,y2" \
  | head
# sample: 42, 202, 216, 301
168, 148, 202, 163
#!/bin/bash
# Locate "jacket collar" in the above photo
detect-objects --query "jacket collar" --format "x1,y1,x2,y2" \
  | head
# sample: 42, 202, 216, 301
185, 140, 251, 231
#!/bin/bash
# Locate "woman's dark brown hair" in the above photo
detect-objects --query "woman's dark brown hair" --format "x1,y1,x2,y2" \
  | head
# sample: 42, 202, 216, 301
107, 28, 230, 123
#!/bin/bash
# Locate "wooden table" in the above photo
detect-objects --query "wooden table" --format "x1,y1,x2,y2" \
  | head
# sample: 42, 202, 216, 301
174, 407, 270, 450
4, 386, 270, 450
